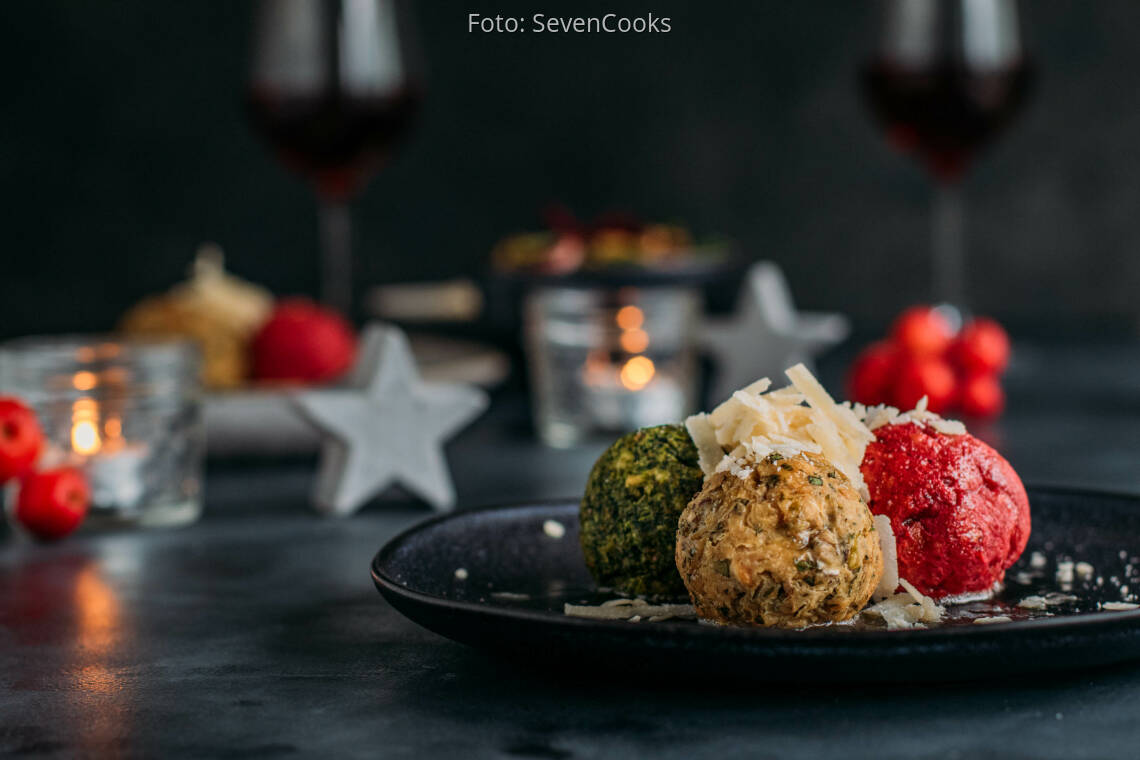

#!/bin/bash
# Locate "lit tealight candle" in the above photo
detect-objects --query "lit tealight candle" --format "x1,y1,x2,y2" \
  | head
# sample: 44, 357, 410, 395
71, 398, 102, 456
69, 394, 148, 511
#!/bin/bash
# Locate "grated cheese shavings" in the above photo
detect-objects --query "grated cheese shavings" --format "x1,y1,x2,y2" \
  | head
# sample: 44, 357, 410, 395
1018, 593, 1076, 610
687, 366, 968, 496
863, 580, 945, 630
564, 599, 697, 621
685, 363, 875, 500
853, 398, 967, 436
872, 515, 900, 601
864, 594, 932, 630
973, 615, 1013, 625
685, 413, 723, 477
900, 579, 945, 624
1056, 561, 1075, 584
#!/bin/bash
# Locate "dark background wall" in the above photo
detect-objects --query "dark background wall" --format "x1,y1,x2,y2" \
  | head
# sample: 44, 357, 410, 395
2, 1, 1138, 340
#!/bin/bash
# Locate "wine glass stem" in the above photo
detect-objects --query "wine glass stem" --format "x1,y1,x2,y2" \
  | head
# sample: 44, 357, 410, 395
319, 198, 352, 314
932, 182, 965, 308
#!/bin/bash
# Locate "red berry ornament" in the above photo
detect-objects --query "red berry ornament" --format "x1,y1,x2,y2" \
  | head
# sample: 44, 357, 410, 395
893, 357, 957, 413
0, 397, 44, 483
959, 373, 1005, 418
847, 341, 899, 406
251, 299, 358, 384
953, 318, 1011, 375
15, 467, 91, 541
890, 306, 954, 357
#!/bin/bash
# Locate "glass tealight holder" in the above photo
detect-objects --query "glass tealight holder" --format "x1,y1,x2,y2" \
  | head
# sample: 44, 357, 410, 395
0, 336, 204, 528
524, 286, 701, 447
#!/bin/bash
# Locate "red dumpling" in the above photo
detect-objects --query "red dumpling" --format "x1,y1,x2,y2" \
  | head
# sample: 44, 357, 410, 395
860, 422, 1030, 599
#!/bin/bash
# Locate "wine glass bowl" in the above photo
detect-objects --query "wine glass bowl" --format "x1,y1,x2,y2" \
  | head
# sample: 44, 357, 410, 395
862, 58, 1033, 182
246, 82, 420, 201
247, 0, 422, 311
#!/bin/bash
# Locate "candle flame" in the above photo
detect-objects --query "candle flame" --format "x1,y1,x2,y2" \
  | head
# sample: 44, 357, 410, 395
72, 398, 102, 456
619, 356, 656, 391
72, 420, 102, 456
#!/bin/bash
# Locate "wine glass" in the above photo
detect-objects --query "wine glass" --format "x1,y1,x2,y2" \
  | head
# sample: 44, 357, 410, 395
247, 0, 422, 314
861, 0, 1032, 323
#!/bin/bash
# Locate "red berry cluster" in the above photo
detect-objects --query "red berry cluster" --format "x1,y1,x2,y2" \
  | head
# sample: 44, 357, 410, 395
847, 306, 1011, 418
0, 397, 91, 540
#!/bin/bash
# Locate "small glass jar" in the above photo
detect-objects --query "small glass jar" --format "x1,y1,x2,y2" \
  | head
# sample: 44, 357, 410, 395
0, 335, 204, 527
525, 286, 701, 447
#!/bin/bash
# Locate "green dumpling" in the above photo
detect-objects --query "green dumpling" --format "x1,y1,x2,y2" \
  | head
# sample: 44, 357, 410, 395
580, 424, 704, 596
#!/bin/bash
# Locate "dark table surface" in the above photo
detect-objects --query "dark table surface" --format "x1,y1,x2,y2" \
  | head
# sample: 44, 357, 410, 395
2, 342, 1140, 759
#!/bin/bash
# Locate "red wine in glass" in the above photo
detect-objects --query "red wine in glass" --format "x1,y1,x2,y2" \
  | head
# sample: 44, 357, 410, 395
247, 86, 421, 201
862, 59, 1033, 182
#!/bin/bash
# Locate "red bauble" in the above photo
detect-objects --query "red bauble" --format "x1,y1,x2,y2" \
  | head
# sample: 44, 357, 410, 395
251, 299, 358, 384
889, 305, 954, 357
892, 356, 957, 413
847, 341, 899, 406
15, 467, 91, 541
0, 397, 44, 483
953, 318, 1011, 375
959, 372, 1006, 418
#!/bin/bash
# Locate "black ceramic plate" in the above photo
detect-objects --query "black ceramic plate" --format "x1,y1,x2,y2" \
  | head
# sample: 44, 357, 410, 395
372, 487, 1140, 682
